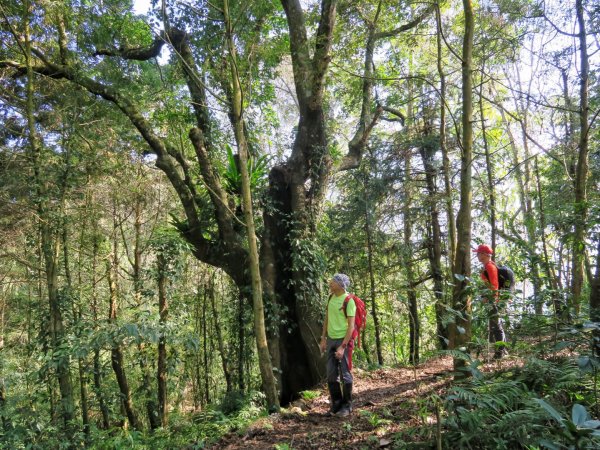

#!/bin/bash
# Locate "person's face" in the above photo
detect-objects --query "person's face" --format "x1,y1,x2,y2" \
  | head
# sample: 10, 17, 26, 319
476, 252, 489, 263
328, 279, 342, 293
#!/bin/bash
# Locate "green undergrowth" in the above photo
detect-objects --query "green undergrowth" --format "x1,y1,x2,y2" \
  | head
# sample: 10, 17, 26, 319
92, 391, 267, 450
390, 355, 600, 449
0, 390, 267, 450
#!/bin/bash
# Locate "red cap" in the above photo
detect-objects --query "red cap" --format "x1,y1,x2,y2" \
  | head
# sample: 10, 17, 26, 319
472, 244, 493, 255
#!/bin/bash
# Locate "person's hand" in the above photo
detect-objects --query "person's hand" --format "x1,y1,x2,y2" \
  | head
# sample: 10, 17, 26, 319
320, 336, 326, 354
335, 346, 345, 360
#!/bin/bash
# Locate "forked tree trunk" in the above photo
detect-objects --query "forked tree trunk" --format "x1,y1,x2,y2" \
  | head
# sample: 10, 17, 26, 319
14, 0, 432, 403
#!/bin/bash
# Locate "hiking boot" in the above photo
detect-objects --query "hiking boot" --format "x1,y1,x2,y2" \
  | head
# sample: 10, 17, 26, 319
336, 404, 351, 417
335, 383, 353, 417
327, 382, 343, 416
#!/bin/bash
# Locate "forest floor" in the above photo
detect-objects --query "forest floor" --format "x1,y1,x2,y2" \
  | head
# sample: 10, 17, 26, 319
209, 355, 522, 450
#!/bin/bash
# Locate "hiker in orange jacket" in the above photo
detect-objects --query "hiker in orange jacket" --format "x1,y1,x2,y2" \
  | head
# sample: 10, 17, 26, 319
320, 273, 355, 417
473, 244, 507, 359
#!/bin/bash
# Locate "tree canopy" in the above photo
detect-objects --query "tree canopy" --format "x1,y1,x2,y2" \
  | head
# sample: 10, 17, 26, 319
0, 0, 599, 448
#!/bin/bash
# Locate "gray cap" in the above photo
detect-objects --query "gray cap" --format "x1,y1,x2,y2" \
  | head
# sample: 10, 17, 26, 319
332, 273, 351, 291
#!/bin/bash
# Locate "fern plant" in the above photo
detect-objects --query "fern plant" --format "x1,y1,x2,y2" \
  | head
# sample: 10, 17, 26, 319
442, 358, 600, 449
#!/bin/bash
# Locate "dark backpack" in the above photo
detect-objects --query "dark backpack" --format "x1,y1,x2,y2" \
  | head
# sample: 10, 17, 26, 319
482, 262, 515, 291
496, 264, 515, 291
341, 294, 368, 348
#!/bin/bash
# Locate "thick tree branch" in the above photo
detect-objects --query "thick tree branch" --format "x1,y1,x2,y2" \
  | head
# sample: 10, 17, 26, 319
95, 33, 167, 60
280, 0, 311, 108
374, 5, 435, 40
310, 0, 337, 109
340, 5, 431, 172
340, 105, 383, 171
2, 57, 233, 266
381, 105, 406, 124
189, 128, 239, 243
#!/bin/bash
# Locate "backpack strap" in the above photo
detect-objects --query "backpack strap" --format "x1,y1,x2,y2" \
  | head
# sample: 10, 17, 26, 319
341, 294, 360, 346
341, 294, 353, 317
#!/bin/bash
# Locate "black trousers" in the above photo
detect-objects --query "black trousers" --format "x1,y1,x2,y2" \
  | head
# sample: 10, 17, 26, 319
326, 338, 353, 384
488, 303, 506, 345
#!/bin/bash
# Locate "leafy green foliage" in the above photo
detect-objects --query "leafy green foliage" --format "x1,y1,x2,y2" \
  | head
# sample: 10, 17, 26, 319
221, 143, 269, 198
299, 390, 320, 401
218, 390, 266, 416
441, 358, 600, 449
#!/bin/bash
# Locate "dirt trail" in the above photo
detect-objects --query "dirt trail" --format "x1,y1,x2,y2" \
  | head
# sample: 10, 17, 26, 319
210, 356, 459, 450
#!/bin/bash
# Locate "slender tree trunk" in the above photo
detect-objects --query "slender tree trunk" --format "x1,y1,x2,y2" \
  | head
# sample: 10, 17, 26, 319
193, 287, 202, 408
24, 1, 75, 429
419, 124, 448, 350
130, 200, 160, 430
157, 253, 168, 427
478, 71, 497, 253
590, 237, 600, 357
499, 104, 543, 312
403, 146, 419, 365
209, 274, 232, 392
362, 164, 383, 365
0, 289, 5, 430
75, 189, 91, 438
0, 294, 4, 351
435, 4, 456, 265
237, 292, 245, 392
202, 284, 210, 404
90, 225, 110, 429
223, 0, 279, 410
108, 206, 140, 430
572, 0, 590, 316
65, 225, 90, 438
511, 62, 545, 312
449, 0, 474, 376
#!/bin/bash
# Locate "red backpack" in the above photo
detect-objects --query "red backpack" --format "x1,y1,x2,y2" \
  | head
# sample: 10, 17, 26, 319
342, 294, 367, 348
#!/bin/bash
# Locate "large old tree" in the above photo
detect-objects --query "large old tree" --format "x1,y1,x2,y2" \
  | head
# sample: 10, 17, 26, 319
1, 0, 430, 401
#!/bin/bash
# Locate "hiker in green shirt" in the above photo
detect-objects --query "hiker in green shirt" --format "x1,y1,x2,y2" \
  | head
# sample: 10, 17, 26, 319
319, 273, 355, 417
